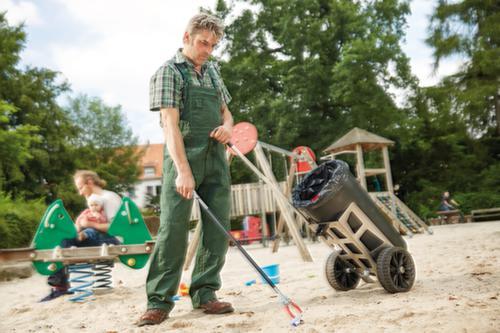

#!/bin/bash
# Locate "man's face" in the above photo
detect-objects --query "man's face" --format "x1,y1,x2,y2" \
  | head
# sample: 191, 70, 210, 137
75, 177, 93, 197
183, 29, 219, 67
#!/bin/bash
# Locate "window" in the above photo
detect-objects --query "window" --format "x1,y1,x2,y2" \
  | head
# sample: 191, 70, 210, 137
144, 167, 155, 177
146, 186, 154, 196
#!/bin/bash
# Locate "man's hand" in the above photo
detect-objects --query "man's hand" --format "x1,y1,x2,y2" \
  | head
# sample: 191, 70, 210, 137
176, 170, 195, 199
210, 124, 232, 144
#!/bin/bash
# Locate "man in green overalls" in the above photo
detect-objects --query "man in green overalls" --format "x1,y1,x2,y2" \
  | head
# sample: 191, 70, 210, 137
138, 13, 234, 326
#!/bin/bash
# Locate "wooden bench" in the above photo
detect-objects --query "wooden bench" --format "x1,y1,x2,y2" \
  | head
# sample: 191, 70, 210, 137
471, 208, 500, 222
436, 210, 463, 224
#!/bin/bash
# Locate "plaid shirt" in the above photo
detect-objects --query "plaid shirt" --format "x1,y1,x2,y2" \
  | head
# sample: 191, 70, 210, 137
149, 49, 231, 113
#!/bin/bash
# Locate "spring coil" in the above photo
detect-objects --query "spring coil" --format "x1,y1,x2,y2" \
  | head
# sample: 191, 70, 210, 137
93, 261, 114, 290
68, 263, 94, 302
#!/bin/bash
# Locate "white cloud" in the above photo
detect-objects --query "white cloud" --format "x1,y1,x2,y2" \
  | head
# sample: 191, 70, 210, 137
409, 57, 465, 87
403, 0, 463, 87
45, 0, 214, 143
1, 0, 42, 26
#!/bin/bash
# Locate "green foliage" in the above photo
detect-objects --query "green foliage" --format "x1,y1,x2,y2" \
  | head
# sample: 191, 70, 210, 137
0, 13, 74, 202
454, 191, 500, 215
392, 85, 499, 217
63, 95, 143, 213
213, 0, 499, 218
426, 0, 500, 135
0, 100, 39, 191
215, 0, 416, 184
0, 16, 143, 231
0, 192, 46, 248
217, 0, 415, 152
67, 94, 136, 149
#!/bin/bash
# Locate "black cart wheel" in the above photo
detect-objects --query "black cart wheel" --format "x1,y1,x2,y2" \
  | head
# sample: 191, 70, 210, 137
376, 247, 415, 293
325, 251, 360, 291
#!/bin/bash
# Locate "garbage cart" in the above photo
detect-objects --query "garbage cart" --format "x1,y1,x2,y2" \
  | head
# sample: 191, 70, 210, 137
292, 160, 415, 293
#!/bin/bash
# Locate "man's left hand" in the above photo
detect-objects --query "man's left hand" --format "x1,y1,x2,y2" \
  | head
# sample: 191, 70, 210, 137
210, 125, 232, 144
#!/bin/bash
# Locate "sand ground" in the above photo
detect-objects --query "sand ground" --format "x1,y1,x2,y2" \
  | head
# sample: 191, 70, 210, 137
1, 221, 499, 333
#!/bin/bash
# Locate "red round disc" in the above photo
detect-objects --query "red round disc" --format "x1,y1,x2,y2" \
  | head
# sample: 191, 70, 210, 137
229, 122, 258, 155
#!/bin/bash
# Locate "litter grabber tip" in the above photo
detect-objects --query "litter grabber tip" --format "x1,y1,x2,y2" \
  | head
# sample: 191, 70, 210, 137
280, 296, 304, 327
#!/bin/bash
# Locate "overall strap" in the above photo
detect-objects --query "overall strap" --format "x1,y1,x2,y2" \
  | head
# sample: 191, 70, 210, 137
174, 63, 192, 109
207, 66, 220, 92
174, 63, 193, 85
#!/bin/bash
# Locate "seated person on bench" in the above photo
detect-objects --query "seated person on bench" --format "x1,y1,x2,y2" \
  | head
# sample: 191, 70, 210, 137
438, 191, 465, 222
439, 191, 459, 211
40, 170, 122, 302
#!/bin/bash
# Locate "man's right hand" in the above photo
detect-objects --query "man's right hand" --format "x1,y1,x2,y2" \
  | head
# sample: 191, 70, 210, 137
176, 171, 195, 199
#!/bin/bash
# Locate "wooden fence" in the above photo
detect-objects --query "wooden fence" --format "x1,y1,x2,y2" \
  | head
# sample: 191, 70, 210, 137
190, 181, 286, 221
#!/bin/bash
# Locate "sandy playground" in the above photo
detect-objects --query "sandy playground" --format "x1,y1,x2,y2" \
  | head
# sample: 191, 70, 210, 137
0, 221, 499, 333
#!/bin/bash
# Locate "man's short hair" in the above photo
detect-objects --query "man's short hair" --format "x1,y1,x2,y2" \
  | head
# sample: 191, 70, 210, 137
186, 13, 224, 40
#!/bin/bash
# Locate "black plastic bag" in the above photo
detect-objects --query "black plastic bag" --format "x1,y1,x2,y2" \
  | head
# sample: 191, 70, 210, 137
292, 160, 349, 210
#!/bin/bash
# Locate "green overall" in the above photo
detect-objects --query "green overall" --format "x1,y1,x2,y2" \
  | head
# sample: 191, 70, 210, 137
145, 64, 231, 313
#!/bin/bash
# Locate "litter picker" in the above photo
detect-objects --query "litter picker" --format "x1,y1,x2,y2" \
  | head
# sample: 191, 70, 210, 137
193, 191, 303, 327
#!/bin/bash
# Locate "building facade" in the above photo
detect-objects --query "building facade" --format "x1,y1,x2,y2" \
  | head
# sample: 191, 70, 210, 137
129, 143, 164, 208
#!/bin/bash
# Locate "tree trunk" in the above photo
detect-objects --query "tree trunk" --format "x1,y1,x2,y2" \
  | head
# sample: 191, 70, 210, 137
496, 90, 500, 136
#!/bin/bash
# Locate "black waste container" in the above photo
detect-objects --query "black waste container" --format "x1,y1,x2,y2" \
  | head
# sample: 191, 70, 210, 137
292, 160, 406, 249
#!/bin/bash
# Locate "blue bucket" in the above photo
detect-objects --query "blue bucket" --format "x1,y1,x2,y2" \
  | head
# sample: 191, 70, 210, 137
260, 264, 280, 285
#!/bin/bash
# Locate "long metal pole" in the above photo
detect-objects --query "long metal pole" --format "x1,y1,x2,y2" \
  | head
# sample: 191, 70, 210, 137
193, 191, 303, 325
193, 191, 279, 289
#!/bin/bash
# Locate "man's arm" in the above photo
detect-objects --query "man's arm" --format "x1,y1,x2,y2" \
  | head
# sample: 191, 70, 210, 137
210, 104, 233, 144
161, 107, 195, 199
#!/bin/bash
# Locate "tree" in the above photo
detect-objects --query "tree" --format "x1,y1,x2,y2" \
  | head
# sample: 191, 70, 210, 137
0, 12, 75, 200
215, 0, 415, 153
0, 101, 38, 191
0, 14, 142, 218
391, 84, 499, 217
426, 0, 500, 136
65, 94, 143, 194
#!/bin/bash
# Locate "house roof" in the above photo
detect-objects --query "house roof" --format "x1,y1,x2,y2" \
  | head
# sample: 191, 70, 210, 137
137, 143, 164, 179
323, 127, 394, 154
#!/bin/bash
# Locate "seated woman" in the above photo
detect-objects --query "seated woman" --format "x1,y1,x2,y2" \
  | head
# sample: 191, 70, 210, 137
40, 170, 122, 302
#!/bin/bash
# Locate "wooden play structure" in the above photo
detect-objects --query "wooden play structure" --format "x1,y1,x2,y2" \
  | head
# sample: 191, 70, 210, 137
322, 127, 432, 236
185, 123, 318, 268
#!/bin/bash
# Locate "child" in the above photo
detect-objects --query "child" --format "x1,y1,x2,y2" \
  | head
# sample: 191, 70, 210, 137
75, 194, 109, 242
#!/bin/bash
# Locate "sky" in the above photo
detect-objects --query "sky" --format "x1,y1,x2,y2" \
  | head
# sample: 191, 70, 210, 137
1, 0, 463, 144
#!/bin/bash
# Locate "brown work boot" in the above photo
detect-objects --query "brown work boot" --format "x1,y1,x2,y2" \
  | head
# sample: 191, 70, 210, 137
199, 300, 234, 314
137, 308, 169, 326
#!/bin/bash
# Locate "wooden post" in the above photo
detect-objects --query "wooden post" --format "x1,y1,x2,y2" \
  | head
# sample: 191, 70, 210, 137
272, 159, 297, 253
254, 143, 313, 262
356, 144, 367, 190
381, 145, 398, 218
382, 146, 394, 194
258, 179, 269, 246
183, 211, 202, 271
